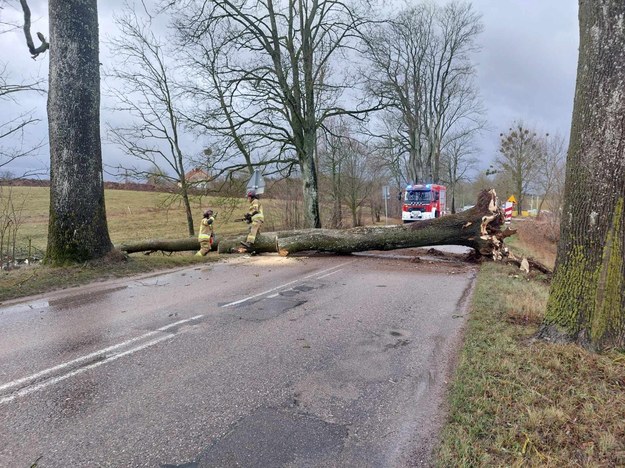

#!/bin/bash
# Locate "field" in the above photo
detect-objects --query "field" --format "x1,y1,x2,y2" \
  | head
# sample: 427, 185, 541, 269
0, 186, 390, 301
1, 186, 313, 257
0, 186, 299, 301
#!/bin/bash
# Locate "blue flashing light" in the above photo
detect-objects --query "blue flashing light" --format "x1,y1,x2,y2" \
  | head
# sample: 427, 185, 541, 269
426, 184, 431, 189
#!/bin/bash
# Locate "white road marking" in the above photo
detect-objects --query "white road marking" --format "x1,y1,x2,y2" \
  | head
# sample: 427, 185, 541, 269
1, 261, 354, 403
0, 334, 176, 405
316, 269, 343, 280
0, 315, 203, 399
220, 261, 354, 308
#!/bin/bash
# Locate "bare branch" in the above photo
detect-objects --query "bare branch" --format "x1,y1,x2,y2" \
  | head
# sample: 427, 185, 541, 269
19, 0, 49, 58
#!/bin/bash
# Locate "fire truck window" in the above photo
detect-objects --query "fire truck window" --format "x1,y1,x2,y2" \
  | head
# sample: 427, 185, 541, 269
406, 191, 432, 203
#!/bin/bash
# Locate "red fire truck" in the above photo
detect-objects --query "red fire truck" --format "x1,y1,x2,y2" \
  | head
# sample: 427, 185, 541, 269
401, 184, 446, 223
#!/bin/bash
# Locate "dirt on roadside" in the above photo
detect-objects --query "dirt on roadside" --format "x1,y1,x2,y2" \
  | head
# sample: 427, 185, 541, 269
512, 216, 559, 268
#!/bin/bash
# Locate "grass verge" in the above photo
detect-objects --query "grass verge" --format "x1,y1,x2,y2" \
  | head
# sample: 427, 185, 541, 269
436, 262, 625, 466
0, 253, 216, 303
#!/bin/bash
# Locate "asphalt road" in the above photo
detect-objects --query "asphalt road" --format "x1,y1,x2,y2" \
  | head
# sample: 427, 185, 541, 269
0, 253, 476, 467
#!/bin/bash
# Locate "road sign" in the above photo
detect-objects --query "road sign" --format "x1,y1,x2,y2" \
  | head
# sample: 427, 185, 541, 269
507, 195, 517, 203
246, 170, 265, 195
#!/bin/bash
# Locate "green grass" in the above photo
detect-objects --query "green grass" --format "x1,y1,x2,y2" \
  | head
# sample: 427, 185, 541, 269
436, 262, 625, 467
2, 186, 261, 252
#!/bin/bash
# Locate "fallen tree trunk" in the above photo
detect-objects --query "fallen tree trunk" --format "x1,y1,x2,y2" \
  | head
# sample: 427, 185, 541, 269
116, 237, 201, 254
116, 189, 516, 261
275, 189, 514, 259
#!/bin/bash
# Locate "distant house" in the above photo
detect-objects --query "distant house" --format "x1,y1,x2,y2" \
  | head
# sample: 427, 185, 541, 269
182, 168, 211, 190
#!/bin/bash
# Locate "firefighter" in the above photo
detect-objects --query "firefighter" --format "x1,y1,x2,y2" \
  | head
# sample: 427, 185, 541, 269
240, 190, 264, 250
196, 209, 216, 256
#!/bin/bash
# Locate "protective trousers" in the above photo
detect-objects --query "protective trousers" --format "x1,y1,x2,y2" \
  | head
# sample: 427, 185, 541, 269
246, 220, 263, 244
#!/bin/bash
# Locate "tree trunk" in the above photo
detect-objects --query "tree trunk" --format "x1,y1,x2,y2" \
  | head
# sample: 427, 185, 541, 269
276, 190, 511, 257
118, 190, 515, 263
539, 0, 625, 351
300, 141, 322, 229
46, 0, 113, 264
117, 237, 201, 254
180, 182, 194, 237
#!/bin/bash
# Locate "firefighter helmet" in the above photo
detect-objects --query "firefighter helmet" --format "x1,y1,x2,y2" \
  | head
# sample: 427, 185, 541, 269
247, 190, 256, 198
204, 209, 213, 218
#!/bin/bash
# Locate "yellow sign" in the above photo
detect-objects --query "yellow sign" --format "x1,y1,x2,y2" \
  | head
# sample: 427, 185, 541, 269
507, 195, 517, 203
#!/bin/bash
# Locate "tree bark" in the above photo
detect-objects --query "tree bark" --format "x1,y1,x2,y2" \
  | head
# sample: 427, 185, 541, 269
46, 0, 113, 264
116, 238, 201, 254
118, 190, 516, 263
539, 0, 625, 351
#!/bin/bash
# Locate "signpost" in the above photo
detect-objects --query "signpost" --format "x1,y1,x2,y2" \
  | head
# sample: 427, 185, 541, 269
382, 186, 390, 225
505, 195, 516, 224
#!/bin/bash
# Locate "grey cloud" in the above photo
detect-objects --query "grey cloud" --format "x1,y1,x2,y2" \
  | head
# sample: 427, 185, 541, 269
1, 0, 579, 178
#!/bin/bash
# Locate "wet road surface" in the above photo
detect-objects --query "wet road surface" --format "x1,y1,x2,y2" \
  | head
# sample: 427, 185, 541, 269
0, 253, 476, 467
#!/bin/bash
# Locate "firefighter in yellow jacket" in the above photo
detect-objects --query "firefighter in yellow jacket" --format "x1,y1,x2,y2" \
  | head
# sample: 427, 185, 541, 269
241, 190, 264, 250
196, 209, 216, 256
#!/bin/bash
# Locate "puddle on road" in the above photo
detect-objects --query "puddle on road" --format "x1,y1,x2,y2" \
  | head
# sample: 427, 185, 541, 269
163, 408, 347, 468
49, 286, 128, 310
1, 285, 131, 316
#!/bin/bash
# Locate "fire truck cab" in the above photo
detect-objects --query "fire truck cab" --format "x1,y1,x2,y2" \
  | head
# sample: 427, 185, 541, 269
401, 184, 446, 223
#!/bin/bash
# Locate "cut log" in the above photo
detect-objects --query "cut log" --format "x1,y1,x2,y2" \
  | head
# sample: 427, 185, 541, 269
216, 229, 309, 254
116, 237, 200, 254
116, 189, 522, 263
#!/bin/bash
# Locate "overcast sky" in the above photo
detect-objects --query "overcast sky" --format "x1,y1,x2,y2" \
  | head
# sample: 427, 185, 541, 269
0, 0, 579, 180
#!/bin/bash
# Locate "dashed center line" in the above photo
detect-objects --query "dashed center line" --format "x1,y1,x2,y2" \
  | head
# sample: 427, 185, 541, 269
220, 261, 354, 307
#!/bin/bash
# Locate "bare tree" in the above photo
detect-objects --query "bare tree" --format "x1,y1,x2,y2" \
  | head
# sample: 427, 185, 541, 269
535, 132, 566, 217
0, 185, 26, 268
20, 0, 113, 263
363, 1, 484, 185
178, 18, 282, 179
173, 0, 379, 228
341, 138, 376, 227
0, 63, 43, 175
0, 2, 45, 177
441, 130, 478, 213
107, 9, 198, 236
318, 123, 348, 229
496, 122, 546, 216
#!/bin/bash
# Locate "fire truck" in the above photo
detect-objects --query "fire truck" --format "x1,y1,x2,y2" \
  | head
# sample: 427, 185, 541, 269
401, 184, 446, 223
